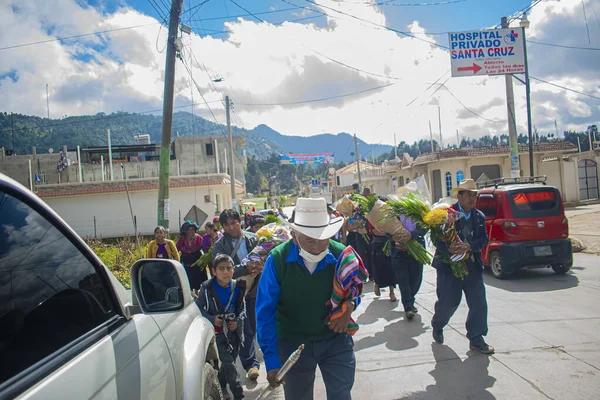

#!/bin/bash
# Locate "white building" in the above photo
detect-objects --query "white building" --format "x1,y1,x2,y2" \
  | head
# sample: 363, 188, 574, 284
351, 142, 599, 206
1, 135, 248, 237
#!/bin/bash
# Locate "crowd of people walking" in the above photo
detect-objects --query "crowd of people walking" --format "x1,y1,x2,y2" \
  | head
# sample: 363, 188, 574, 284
146, 179, 493, 399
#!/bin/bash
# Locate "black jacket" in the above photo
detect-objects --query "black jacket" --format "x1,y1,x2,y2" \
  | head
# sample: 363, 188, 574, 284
196, 278, 246, 344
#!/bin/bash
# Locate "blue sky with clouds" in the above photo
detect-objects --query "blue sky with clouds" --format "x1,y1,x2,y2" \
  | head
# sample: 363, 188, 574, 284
0, 0, 598, 144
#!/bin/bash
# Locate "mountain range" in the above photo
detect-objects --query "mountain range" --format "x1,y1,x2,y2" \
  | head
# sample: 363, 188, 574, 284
0, 111, 391, 163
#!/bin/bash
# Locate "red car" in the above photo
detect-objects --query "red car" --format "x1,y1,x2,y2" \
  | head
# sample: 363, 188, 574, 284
475, 177, 573, 279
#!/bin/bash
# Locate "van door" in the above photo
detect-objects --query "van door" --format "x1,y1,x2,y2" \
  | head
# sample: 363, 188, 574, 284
0, 188, 176, 400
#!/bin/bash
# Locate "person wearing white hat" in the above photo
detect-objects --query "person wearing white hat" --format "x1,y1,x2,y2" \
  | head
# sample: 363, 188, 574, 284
431, 179, 494, 354
256, 197, 358, 400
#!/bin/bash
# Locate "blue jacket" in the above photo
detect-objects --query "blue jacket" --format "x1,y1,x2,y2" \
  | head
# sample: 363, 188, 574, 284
432, 203, 488, 270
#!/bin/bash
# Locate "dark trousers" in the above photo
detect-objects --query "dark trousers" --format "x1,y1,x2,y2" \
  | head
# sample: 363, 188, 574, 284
240, 297, 259, 371
347, 232, 372, 278
278, 333, 355, 400
371, 238, 397, 287
431, 266, 488, 342
217, 340, 244, 399
391, 248, 423, 311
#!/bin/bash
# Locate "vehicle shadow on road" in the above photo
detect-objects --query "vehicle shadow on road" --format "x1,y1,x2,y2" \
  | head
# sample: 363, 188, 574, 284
354, 314, 427, 353
483, 267, 579, 293
397, 344, 497, 400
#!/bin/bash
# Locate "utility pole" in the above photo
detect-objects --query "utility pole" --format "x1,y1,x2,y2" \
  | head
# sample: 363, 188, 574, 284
46, 84, 50, 119
371, 148, 375, 165
10, 112, 15, 151
393, 133, 398, 159
429, 120, 434, 152
226, 95, 237, 210
354, 134, 362, 191
502, 16, 520, 179
456, 129, 460, 148
438, 106, 443, 149
157, 0, 183, 229
107, 129, 114, 181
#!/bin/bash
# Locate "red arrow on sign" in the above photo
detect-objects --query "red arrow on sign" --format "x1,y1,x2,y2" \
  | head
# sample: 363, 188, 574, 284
457, 63, 482, 74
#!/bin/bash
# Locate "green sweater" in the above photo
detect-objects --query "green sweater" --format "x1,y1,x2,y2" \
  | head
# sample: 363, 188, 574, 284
271, 239, 346, 341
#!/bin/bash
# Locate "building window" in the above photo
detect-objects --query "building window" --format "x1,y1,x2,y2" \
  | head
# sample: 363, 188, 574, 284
205, 143, 214, 156
336, 176, 340, 186
456, 170, 465, 185
398, 176, 405, 187
445, 172, 453, 197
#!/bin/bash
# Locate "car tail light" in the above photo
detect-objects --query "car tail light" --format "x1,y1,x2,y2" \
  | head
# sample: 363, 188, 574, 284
502, 221, 519, 235
562, 217, 569, 238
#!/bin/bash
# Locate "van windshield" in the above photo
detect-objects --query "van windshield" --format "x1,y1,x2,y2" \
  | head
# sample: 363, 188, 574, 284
509, 189, 561, 218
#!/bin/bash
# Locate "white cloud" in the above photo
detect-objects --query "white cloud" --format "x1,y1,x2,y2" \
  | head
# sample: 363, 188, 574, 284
0, 0, 598, 146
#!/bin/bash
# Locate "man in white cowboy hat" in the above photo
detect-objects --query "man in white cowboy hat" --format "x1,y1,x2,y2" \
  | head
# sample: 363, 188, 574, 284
431, 179, 495, 354
256, 197, 358, 400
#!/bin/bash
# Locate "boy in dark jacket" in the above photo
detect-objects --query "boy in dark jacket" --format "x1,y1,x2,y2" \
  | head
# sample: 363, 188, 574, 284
196, 254, 247, 399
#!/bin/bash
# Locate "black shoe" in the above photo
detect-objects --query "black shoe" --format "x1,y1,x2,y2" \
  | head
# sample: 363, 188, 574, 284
470, 341, 495, 354
406, 309, 416, 320
432, 329, 444, 344
413, 307, 419, 313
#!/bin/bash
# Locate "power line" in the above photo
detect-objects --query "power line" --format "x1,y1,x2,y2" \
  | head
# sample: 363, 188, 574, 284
298, 0, 449, 49
440, 83, 505, 123
188, 6, 302, 22
182, 0, 213, 15
405, 69, 450, 107
379, 0, 467, 7
148, 0, 169, 22
229, 0, 266, 23
234, 82, 396, 107
530, 76, 600, 100
0, 22, 161, 51
527, 40, 600, 51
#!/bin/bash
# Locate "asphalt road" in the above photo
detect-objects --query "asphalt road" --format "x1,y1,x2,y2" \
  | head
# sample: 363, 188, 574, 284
238, 253, 600, 400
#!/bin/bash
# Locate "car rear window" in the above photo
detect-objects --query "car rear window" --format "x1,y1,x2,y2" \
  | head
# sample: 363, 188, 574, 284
509, 189, 561, 217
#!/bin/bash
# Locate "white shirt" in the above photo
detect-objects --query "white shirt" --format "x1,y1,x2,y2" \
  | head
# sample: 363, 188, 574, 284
303, 260, 319, 274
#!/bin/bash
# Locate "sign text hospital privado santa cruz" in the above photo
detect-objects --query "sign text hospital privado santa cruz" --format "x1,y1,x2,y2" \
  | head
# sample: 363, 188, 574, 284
448, 28, 526, 78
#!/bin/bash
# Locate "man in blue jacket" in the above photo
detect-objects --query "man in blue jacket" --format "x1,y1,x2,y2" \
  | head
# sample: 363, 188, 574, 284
431, 179, 494, 354
256, 198, 358, 400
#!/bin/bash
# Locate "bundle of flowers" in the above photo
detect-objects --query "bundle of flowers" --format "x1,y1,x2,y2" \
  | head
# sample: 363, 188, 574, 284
243, 223, 291, 264
385, 193, 469, 279
348, 194, 378, 243
192, 248, 212, 270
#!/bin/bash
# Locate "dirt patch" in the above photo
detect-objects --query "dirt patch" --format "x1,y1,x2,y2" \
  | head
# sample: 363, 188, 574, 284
568, 211, 600, 255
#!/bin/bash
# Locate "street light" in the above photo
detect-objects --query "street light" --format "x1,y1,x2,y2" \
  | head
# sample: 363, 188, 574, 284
520, 12, 534, 176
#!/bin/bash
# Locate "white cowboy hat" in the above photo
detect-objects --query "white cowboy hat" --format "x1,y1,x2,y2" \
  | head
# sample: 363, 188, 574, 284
289, 198, 343, 240
450, 179, 479, 198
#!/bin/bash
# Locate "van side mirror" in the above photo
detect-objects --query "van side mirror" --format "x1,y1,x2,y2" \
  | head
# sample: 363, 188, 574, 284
130, 259, 193, 314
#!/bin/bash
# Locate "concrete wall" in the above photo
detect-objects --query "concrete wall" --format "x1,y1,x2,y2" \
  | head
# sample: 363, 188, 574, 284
43, 184, 232, 238
338, 172, 355, 188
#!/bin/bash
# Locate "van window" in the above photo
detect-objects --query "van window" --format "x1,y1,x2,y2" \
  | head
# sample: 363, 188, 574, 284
509, 189, 561, 217
0, 191, 114, 384
477, 195, 497, 218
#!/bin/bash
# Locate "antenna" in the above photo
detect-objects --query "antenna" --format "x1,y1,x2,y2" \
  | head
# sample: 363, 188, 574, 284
46, 84, 50, 119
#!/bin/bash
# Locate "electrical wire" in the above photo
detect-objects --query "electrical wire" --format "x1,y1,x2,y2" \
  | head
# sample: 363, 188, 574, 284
298, 0, 449, 49
229, 0, 266, 23
582, 0, 592, 43
0, 22, 161, 51
405, 69, 450, 107
440, 83, 505, 123
148, 0, 169, 22
530, 76, 600, 100
234, 82, 396, 107
526, 40, 600, 51
182, 0, 213, 16
188, 6, 302, 22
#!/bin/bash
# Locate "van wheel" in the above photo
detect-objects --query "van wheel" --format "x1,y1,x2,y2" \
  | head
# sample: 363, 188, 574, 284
203, 363, 223, 400
551, 264, 571, 275
490, 252, 513, 279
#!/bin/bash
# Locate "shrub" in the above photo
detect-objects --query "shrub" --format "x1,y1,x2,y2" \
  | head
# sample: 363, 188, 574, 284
86, 236, 149, 289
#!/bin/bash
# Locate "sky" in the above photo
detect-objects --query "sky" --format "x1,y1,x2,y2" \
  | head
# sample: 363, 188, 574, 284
0, 0, 599, 147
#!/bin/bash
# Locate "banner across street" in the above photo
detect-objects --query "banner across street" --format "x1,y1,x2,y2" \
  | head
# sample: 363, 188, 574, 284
448, 28, 526, 77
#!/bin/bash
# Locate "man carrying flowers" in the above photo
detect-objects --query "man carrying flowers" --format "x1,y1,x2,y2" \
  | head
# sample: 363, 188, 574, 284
430, 179, 494, 354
